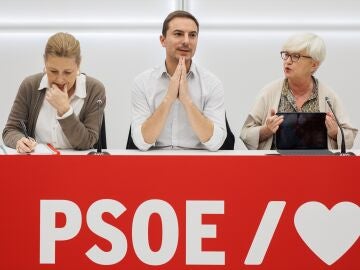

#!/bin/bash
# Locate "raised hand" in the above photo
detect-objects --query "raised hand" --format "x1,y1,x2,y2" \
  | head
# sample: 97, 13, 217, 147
325, 112, 338, 139
178, 57, 191, 104
265, 109, 284, 134
166, 59, 182, 103
45, 84, 71, 116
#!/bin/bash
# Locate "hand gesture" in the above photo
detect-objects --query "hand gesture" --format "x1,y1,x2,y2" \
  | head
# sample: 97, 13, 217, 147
325, 112, 338, 139
179, 57, 191, 104
16, 137, 37, 153
46, 84, 71, 116
166, 60, 182, 103
264, 109, 284, 134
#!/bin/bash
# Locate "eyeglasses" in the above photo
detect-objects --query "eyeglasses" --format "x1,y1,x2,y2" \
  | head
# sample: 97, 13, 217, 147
280, 51, 312, 62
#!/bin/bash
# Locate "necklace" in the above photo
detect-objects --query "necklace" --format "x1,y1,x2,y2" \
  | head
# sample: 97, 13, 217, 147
289, 81, 313, 99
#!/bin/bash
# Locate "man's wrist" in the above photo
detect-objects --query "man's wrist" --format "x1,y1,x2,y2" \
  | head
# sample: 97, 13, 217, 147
180, 96, 193, 108
163, 95, 176, 106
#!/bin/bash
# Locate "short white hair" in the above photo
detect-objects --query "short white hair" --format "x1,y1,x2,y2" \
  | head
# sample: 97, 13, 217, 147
282, 33, 326, 64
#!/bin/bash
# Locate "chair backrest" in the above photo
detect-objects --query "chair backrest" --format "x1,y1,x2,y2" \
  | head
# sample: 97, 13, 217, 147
126, 114, 235, 150
93, 114, 107, 149
219, 114, 235, 150
126, 127, 138, 150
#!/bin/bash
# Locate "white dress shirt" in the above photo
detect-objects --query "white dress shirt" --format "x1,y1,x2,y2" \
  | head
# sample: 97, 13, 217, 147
35, 74, 86, 149
131, 62, 226, 151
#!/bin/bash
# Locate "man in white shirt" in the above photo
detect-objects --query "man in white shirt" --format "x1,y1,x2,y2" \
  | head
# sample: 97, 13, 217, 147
131, 10, 226, 151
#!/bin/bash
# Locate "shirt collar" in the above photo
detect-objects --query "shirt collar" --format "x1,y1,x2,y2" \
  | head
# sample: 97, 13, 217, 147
157, 60, 196, 79
38, 73, 87, 99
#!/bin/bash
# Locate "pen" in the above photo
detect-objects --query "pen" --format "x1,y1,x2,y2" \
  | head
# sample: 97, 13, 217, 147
19, 120, 29, 139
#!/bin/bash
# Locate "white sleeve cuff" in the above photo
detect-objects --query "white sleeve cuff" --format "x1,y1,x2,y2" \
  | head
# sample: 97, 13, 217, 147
132, 124, 155, 151
203, 124, 226, 151
56, 107, 74, 120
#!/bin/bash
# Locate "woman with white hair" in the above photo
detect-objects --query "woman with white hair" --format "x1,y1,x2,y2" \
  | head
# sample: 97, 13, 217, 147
240, 32, 357, 150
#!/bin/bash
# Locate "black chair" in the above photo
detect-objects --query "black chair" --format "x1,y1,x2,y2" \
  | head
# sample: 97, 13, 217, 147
93, 114, 107, 149
219, 114, 235, 150
126, 127, 138, 150
126, 114, 234, 150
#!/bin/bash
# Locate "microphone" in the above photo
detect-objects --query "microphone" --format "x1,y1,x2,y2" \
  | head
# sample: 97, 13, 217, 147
325, 97, 355, 156
88, 99, 110, 155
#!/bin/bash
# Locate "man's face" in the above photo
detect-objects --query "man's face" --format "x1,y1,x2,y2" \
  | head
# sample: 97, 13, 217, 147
160, 17, 198, 62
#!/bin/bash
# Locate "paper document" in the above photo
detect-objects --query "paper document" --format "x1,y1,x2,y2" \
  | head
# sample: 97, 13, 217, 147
0, 144, 60, 155
0, 145, 7, 155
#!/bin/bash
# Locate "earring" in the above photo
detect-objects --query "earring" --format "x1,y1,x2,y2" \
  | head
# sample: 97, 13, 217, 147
77, 70, 80, 76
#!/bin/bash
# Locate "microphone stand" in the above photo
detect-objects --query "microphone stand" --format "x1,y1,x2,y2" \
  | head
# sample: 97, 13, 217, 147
325, 97, 355, 156
88, 100, 110, 155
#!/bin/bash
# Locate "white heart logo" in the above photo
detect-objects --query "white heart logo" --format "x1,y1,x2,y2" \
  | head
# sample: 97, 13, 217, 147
294, 201, 360, 265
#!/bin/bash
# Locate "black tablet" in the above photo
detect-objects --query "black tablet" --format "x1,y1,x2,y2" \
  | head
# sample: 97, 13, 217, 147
275, 112, 328, 150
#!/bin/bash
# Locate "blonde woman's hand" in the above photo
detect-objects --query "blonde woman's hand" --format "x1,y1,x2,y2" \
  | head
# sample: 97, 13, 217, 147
16, 137, 37, 153
46, 84, 71, 116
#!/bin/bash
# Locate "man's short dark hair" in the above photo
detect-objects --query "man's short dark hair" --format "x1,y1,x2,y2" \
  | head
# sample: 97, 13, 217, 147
162, 10, 199, 37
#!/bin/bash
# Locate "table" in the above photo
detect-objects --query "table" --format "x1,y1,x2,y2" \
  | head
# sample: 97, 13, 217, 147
1, 151, 359, 269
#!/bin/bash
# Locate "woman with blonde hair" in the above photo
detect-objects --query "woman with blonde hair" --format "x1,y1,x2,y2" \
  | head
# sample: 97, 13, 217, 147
3, 32, 106, 152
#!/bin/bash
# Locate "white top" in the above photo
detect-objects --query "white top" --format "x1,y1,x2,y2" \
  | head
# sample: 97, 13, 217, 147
131, 62, 226, 151
35, 74, 86, 149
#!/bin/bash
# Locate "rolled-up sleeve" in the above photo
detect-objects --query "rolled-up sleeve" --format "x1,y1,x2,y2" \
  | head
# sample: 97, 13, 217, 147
202, 81, 226, 151
203, 123, 226, 151
130, 78, 155, 151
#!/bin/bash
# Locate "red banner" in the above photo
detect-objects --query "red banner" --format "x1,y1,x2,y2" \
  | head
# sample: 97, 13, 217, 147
1, 155, 359, 269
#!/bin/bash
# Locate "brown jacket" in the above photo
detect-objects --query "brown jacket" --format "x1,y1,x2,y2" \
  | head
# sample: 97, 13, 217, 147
2, 73, 106, 150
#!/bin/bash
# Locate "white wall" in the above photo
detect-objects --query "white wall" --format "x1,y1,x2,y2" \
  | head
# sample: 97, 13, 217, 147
1, 0, 359, 149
